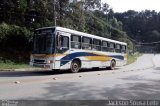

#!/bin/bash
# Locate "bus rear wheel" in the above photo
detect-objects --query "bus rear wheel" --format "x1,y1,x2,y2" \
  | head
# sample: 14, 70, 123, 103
70, 60, 81, 73
110, 60, 116, 70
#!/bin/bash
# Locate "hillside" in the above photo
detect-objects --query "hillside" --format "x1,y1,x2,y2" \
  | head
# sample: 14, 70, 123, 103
0, 0, 132, 63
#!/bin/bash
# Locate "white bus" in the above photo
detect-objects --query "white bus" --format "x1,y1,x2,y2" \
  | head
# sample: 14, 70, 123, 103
30, 26, 127, 73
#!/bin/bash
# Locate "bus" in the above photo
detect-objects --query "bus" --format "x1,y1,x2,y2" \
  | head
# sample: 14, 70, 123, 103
30, 26, 127, 73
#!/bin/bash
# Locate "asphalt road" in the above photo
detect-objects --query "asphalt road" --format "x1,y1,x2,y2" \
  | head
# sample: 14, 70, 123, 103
0, 54, 160, 100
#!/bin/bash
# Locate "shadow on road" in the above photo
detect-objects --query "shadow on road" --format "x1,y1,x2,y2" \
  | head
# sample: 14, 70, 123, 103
0, 68, 121, 77
26, 75, 160, 100
154, 67, 160, 70
0, 70, 54, 77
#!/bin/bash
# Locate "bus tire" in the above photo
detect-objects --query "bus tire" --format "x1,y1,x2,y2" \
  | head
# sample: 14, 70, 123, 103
110, 60, 116, 70
70, 60, 81, 73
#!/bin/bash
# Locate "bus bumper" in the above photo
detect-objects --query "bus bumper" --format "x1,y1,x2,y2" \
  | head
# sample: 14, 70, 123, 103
30, 62, 54, 69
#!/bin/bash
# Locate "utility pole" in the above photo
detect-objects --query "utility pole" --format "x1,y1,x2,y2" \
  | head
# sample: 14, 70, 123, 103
54, 0, 56, 26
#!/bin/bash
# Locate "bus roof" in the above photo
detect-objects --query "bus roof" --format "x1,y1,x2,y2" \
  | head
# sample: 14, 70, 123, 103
36, 26, 127, 45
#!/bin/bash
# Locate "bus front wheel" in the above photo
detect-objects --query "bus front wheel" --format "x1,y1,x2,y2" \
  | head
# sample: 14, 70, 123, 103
110, 60, 116, 70
70, 60, 81, 73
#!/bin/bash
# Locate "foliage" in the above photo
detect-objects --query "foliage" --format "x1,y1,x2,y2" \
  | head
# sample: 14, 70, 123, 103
0, 23, 32, 63
0, 23, 32, 48
114, 10, 160, 43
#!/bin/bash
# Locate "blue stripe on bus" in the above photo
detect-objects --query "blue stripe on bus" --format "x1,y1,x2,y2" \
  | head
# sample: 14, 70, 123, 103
60, 52, 98, 66
60, 52, 124, 66
110, 55, 124, 60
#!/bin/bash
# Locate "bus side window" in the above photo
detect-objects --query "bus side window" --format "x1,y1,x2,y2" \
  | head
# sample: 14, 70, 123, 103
115, 44, 121, 53
93, 39, 101, 51
121, 45, 127, 53
109, 42, 115, 52
60, 36, 69, 49
71, 35, 81, 49
82, 37, 92, 50
102, 41, 108, 52
56, 35, 69, 53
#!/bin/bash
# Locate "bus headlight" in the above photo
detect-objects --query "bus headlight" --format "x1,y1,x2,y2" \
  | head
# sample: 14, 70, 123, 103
47, 60, 53, 63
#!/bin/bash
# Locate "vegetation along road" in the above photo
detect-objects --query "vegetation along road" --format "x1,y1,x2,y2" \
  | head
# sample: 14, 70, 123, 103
0, 54, 160, 100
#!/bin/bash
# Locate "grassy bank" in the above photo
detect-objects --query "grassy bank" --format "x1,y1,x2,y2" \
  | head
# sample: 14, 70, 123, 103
127, 52, 142, 65
0, 61, 31, 70
0, 50, 32, 70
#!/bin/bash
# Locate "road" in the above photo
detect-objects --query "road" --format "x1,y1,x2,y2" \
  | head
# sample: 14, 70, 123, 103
0, 54, 160, 100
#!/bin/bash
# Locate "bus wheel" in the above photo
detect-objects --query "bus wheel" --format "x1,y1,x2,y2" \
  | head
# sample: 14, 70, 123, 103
70, 60, 81, 73
110, 60, 116, 70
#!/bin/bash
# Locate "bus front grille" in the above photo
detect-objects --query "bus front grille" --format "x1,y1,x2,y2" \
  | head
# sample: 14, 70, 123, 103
34, 59, 45, 64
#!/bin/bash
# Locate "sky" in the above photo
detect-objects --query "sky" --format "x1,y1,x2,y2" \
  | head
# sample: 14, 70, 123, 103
102, 0, 160, 13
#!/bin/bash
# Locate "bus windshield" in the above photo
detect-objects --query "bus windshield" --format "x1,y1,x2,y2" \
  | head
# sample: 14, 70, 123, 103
33, 29, 55, 54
